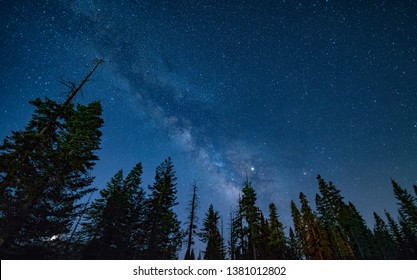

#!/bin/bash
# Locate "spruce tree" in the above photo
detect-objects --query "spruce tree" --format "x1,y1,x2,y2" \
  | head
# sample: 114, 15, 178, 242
343, 202, 379, 259
266, 202, 286, 259
315, 176, 355, 259
82, 163, 145, 259
287, 227, 303, 259
298, 192, 333, 259
143, 157, 182, 259
240, 177, 262, 259
385, 210, 406, 258
230, 198, 247, 259
373, 212, 396, 259
0, 80, 103, 259
199, 204, 224, 260
391, 180, 417, 257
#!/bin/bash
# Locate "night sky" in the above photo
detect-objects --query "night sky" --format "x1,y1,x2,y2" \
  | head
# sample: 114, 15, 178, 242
1, 0, 417, 239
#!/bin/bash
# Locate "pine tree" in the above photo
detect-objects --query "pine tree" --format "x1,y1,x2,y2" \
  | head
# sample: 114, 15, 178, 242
392, 180, 417, 232
315, 176, 355, 259
0, 61, 103, 259
199, 204, 224, 260
257, 212, 271, 259
184, 183, 198, 260
385, 210, 406, 258
391, 180, 417, 257
124, 163, 146, 259
298, 192, 333, 259
373, 212, 396, 259
287, 227, 303, 259
81, 163, 145, 259
343, 202, 379, 259
143, 157, 182, 259
240, 177, 262, 259
266, 202, 286, 259
230, 198, 247, 259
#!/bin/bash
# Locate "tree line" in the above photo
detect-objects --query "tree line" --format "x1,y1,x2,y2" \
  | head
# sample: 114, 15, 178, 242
1, 63, 416, 259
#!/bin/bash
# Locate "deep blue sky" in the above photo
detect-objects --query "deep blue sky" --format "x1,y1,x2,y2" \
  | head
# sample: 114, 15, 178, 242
1, 0, 416, 236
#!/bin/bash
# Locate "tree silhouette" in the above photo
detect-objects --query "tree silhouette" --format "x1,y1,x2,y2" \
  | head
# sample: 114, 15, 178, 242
0, 60, 104, 259
143, 157, 182, 259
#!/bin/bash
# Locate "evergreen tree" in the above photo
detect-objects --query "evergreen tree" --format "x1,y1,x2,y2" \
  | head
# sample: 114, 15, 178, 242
298, 192, 333, 259
315, 176, 355, 259
124, 163, 147, 259
184, 183, 198, 260
239, 177, 262, 259
385, 210, 406, 258
343, 202, 379, 259
392, 180, 417, 232
287, 227, 303, 260
373, 212, 396, 259
230, 198, 247, 259
82, 163, 145, 259
266, 202, 286, 259
0, 96, 103, 258
391, 180, 417, 258
199, 204, 224, 260
143, 157, 182, 259
316, 192, 355, 259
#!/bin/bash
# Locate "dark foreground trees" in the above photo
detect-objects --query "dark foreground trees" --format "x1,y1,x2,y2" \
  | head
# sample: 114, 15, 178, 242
0, 60, 103, 259
1, 63, 416, 260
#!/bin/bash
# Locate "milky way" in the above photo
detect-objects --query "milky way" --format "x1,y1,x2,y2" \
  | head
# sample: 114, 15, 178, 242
1, 0, 417, 231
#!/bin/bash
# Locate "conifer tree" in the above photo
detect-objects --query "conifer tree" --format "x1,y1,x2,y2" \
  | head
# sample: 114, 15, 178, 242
385, 210, 406, 258
240, 178, 262, 259
373, 212, 396, 259
315, 176, 355, 259
230, 198, 247, 259
0, 61, 103, 259
298, 192, 333, 259
343, 202, 379, 259
124, 163, 147, 259
143, 157, 182, 259
266, 202, 286, 259
199, 204, 224, 260
82, 163, 145, 259
257, 213, 271, 259
392, 180, 417, 253
287, 227, 303, 259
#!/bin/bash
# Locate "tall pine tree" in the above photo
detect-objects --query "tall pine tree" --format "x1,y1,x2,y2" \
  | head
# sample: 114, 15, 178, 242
315, 176, 355, 259
373, 212, 396, 259
266, 202, 287, 259
199, 204, 224, 260
0, 61, 103, 259
298, 192, 333, 259
143, 157, 182, 259
239, 177, 263, 259
81, 163, 145, 259
391, 180, 417, 258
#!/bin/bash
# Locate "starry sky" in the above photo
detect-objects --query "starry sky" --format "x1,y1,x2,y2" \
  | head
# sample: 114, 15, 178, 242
1, 0, 417, 234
